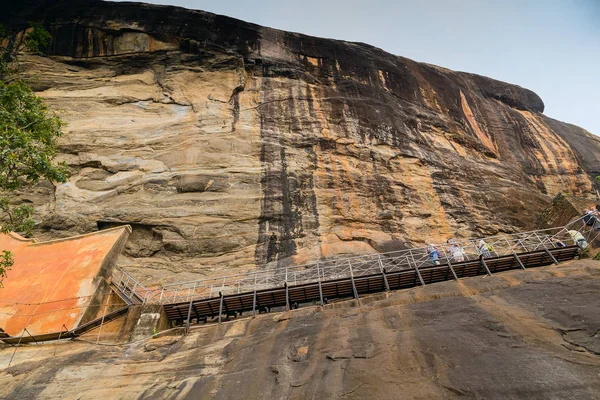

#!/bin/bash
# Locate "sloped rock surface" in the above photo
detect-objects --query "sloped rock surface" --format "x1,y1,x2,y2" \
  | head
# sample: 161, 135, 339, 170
1, 260, 599, 399
2, 0, 600, 283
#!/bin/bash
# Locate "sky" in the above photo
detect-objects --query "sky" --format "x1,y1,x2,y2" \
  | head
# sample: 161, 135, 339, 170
112, 0, 600, 136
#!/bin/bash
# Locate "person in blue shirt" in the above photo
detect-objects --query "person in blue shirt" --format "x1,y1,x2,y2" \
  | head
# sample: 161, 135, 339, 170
427, 244, 441, 265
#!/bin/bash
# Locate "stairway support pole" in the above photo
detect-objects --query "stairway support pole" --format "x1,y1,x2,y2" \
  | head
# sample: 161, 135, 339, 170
96, 294, 111, 343
446, 259, 459, 281
410, 256, 425, 286
378, 256, 390, 291
252, 273, 257, 318
218, 292, 224, 324
348, 260, 361, 305
185, 299, 193, 334
480, 257, 492, 276
317, 263, 324, 307
534, 233, 559, 265
284, 282, 290, 311
513, 253, 526, 270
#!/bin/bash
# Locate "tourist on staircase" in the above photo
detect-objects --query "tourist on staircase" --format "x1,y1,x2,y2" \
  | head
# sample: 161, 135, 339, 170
477, 239, 492, 258
583, 209, 600, 232
447, 238, 465, 262
568, 230, 588, 249
427, 244, 441, 265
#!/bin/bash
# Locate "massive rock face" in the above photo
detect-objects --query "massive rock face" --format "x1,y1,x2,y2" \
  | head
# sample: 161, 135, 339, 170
1, 261, 600, 399
2, 0, 600, 283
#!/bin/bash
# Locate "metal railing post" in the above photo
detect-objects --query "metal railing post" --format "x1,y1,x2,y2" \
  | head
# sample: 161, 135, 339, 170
96, 294, 111, 344
446, 257, 459, 280
252, 273, 258, 317
218, 292, 224, 324
185, 299, 193, 334
440, 248, 458, 280
535, 233, 559, 265
8, 301, 42, 367
284, 268, 290, 311
378, 255, 390, 291
408, 252, 426, 286
348, 260, 361, 305
506, 236, 526, 270
317, 263, 324, 306
284, 282, 290, 311
479, 256, 492, 276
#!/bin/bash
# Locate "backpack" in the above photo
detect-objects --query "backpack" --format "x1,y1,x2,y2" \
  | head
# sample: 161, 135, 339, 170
485, 243, 494, 252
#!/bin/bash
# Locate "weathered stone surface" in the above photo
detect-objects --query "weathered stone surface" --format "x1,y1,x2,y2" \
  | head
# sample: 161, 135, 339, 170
1, 260, 599, 399
2, 0, 600, 284
537, 193, 598, 229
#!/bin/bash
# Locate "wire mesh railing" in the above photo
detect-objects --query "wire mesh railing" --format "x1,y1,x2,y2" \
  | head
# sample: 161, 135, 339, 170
0, 294, 130, 367
111, 268, 153, 304
120, 216, 597, 305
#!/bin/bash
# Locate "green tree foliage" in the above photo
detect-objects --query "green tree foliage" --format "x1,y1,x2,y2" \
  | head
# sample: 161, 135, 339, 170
1, 22, 51, 78
0, 23, 67, 285
0, 250, 13, 288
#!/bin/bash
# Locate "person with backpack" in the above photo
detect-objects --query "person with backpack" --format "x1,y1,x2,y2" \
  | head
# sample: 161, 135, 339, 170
427, 244, 441, 265
477, 239, 492, 258
583, 209, 600, 231
568, 230, 588, 249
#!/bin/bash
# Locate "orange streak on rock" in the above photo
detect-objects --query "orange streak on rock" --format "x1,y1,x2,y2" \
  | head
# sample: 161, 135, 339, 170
516, 111, 592, 195
460, 91, 497, 155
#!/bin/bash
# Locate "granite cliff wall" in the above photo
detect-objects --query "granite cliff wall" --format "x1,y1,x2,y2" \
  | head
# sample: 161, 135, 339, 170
2, 0, 600, 284
1, 261, 600, 399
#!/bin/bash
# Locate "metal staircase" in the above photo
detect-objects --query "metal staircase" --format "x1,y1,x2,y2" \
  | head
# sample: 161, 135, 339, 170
2, 218, 596, 345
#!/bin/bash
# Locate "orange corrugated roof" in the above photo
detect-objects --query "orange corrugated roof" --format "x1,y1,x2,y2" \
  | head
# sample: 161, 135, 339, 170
0, 226, 130, 336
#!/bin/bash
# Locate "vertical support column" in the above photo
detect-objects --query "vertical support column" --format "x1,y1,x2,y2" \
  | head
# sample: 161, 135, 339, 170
252, 272, 258, 318
218, 292, 224, 325
479, 257, 492, 276
446, 258, 459, 280
513, 253, 526, 270
414, 265, 426, 286
408, 252, 426, 286
284, 267, 290, 311
536, 233, 559, 265
117, 269, 123, 288
53, 324, 69, 357
348, 260, 361, 305
378, 255, 390, 291
284, 282, 290, 311
96, 294, 111, 344
185, 299, 193, 334
544, 247, 559, 265
192, 282, 197, 301
9, 301, 42, 367
440, 248, 459, 281
317, 263, 324, 307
